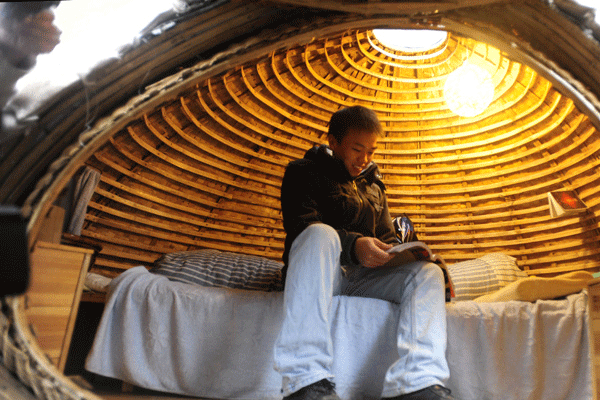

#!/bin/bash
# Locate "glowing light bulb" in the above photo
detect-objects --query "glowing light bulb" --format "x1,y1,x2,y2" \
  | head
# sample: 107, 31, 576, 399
444, 62, 494, 117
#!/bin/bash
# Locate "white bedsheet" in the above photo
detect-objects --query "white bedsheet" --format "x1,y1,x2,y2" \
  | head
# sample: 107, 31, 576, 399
85, 266, 592, 400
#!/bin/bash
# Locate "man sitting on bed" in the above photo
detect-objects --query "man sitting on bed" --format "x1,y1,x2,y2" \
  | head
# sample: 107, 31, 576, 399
274, 105, 456, 400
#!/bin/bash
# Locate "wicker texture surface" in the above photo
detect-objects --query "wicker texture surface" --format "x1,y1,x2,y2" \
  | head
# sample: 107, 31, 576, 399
81, 30, 599, 277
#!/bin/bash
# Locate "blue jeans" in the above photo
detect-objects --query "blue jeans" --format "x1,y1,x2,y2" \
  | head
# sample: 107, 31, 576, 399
273, 224, 449, 397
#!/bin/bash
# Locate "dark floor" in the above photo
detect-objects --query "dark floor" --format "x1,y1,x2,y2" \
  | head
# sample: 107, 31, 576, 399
71, 373, 221, 400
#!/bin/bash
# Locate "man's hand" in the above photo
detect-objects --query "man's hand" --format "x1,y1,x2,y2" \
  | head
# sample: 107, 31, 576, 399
354, 237, 394, 268
0, 8, 61, 67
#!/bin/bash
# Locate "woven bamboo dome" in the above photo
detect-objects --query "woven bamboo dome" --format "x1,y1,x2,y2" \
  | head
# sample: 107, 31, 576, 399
1, 1, 600, 399
73, 27, 600, 278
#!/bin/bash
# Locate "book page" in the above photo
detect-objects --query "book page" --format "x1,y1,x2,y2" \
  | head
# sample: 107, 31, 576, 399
382, 241, 432, 268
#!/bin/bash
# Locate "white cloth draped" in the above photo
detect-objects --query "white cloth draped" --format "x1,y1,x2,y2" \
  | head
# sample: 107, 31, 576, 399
86, 266, 592, 400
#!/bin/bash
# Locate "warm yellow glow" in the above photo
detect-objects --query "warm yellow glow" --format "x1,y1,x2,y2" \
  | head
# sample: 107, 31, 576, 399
444, 62, 494, 117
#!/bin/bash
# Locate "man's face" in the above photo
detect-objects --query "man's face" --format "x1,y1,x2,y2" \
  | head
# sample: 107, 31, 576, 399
328, 130, 379, 177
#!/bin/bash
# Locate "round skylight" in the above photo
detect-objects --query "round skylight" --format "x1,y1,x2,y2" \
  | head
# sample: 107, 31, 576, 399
372, 29, 448, 52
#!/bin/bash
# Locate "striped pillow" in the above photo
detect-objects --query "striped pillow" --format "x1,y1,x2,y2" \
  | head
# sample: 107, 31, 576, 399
151, 249, 284, 292
447, 253, 527, 302
479, 252, 528, 288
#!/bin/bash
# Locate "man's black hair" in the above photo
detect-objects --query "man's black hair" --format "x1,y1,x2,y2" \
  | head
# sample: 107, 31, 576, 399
328, 105, 383, 143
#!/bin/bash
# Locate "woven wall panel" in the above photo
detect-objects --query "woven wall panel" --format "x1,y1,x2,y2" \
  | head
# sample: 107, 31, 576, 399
81, 29, 600, 276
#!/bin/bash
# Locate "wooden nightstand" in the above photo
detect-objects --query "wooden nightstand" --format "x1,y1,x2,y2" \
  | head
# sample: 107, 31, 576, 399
25, 241, 95, 372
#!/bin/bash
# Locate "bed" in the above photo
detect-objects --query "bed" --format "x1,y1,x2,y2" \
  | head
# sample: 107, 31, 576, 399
84, 250, 593, 400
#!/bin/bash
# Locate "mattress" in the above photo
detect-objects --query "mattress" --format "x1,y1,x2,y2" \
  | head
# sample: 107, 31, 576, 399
85, 266, 592, 400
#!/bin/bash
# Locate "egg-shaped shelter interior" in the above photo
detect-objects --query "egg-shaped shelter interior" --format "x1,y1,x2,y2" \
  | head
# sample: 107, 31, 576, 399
79, 27, 600, 276
66, 26, 598, 277
1, 1, 600, 399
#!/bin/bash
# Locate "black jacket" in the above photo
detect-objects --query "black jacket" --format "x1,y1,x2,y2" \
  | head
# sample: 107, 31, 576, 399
281, 144, 396, 281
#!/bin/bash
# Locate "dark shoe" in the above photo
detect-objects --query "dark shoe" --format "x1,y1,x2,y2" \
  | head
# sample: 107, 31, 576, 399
385, 385, 455, 400
283, 379, 341, 400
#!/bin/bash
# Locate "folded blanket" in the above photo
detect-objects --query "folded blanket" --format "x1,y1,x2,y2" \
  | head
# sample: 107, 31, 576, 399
474, 270, 593, 302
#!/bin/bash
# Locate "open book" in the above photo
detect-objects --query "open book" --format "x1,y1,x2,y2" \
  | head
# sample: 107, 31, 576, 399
382, 241, 454, 302
548, 190, 587, 218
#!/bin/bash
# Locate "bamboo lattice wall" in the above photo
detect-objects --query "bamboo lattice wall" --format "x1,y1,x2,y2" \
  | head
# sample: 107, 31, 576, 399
81, 30, 600, 278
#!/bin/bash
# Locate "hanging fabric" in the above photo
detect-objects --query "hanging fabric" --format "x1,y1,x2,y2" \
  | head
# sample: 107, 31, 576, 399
66, 166, 100, 235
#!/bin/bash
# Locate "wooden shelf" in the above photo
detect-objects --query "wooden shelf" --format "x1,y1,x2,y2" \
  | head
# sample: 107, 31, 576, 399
25, 241, 95, 372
